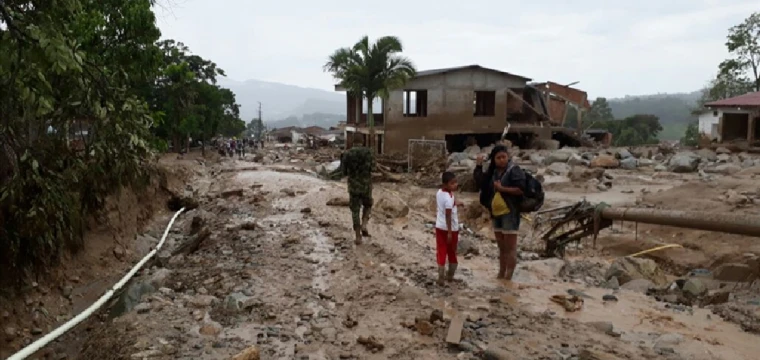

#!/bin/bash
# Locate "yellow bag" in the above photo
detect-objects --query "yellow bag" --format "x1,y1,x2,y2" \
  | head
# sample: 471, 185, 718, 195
491, 192, 510, 216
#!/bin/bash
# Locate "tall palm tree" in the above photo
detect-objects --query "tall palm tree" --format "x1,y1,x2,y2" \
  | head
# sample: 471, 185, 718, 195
324, 35, 416, 151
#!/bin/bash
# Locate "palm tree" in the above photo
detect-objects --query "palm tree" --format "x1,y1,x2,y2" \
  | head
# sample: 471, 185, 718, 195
324, 35, 416, 151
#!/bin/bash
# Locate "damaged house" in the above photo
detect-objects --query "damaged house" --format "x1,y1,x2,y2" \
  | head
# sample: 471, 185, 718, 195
336, 65, 593, 155
701, 91, 760, 144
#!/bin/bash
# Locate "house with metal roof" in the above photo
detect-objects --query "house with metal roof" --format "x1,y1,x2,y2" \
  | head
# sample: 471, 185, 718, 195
701, 91, 760, 143
334, 64, 592, 154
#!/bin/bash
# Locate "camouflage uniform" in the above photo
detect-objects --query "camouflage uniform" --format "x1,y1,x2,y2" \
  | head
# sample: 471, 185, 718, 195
341, 146, 374, 231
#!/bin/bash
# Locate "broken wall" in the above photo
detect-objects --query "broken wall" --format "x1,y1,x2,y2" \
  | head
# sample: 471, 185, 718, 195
383, 68, 528, 154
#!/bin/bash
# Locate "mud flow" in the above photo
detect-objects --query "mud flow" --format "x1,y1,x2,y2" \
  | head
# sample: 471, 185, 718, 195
3, 146, 760, 360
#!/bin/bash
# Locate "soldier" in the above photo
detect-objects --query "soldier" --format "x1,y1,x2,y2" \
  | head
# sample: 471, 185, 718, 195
341, 134, 374, 244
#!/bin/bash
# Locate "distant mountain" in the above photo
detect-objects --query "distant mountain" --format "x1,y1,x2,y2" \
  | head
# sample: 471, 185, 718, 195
218, 78, 345, 121
267, 112, 345, 129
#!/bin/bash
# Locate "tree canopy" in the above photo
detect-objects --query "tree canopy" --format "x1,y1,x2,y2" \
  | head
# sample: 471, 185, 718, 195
0, 0, 243, 284
324, 35, 415, 149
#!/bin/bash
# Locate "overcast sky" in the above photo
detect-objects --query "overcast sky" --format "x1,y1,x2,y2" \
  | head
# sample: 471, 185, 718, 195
155, 0, 757, 99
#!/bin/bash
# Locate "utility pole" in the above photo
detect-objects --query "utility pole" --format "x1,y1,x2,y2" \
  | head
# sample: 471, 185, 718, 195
257, 102, 264, 145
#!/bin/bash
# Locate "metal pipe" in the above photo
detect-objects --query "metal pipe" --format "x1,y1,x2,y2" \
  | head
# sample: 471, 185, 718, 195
600, 207, 760, 238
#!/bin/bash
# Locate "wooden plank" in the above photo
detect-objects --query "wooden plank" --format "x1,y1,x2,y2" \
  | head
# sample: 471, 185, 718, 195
445, 314, 465, 344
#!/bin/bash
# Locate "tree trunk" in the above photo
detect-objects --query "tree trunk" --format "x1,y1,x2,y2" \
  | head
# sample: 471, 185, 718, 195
367, 94, 376, 153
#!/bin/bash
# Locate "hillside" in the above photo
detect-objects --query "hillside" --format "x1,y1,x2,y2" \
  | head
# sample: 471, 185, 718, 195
607, 91, 701, 140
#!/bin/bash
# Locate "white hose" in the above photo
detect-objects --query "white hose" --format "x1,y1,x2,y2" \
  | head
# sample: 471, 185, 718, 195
7, 207, 186, 360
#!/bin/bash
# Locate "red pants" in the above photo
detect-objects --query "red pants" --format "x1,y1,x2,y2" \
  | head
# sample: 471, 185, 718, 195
435, 228, 459, 266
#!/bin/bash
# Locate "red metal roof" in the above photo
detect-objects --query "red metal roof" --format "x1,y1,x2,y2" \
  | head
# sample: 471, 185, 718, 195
705, 91, 760, 107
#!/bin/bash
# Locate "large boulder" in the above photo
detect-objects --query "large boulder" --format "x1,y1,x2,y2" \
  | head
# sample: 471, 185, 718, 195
545, 150, 573, 165
546, 162, 571, 176
529, 153, 546, 166
617, 149, 634, 159
696, 149, 718, 162
605, 257, 668, 286
668, 152, 700, 173
590, 155, 620, 168
619, 157, 638, 170
568, 167, 605, 182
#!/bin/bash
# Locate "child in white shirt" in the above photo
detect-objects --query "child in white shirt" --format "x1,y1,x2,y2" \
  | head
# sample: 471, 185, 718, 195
435, 171, 460, 285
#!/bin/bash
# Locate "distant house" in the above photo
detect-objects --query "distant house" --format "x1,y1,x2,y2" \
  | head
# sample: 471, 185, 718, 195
531, 81, 592, 128
270, 126, 303, 143
702, 91, 760, 143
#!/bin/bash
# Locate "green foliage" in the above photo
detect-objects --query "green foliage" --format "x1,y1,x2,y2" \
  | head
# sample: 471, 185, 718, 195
324, 35, 416, 147
721, 12, 760, 92
585, 97, 614, 126
598, 114, 663, 146
0, 0, 159, 283
0, 1, 243, 285
681, 121, 700, 147
247, 118, 266, 141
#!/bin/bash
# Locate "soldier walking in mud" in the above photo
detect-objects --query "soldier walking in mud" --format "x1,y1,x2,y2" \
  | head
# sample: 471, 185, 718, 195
341, 134, 374, 245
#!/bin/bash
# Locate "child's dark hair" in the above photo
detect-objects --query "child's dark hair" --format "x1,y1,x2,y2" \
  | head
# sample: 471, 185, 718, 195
486, 144, 510, 176
441, 171, 456, 184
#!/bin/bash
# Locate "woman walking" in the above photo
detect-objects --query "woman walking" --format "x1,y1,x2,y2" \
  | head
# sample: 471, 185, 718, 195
473, 145, 526, 281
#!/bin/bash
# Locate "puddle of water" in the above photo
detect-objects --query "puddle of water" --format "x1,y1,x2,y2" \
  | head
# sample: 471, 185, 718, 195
306, 230, 334, 292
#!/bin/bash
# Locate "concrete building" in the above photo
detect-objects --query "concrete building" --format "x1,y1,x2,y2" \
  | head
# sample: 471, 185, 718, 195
703, 91, 760, 143
336, 65, 589, 154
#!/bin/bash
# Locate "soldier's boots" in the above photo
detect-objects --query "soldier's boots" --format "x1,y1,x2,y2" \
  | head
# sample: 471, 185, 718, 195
354, 228, 362, 245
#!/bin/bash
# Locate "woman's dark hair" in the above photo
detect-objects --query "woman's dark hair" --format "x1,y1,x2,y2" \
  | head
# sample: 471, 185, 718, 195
486, 145, 510, 176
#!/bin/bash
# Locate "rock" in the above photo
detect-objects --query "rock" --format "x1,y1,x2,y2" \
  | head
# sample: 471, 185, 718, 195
130, 350, 162, 358
546, 162, 571, 176
696, 149, 718, 162
654, 164, 667, 172
605, 257, 668, 286
113, 246, 126, 261
590, 155, 619, 168
713, 263, 756, 282
619, 157, 637, 170
682, 279, 707, 297
668, 152, 700, 173
414, 319, 434, 336
232, 346, 261, 360
375, 196, 409, 218
637, 158, 655, 167
464, 145, 481, 155
654, 333, 683, 350
716, 147, 731, 154
702, 290, 731, 306
617, 149, 633, 159
742, 159, 755, 168
602, 294, 618, 302
199, 322, 222, 337
529, 153, 545, 166
110, 281, 156, 318
148, 268, 172, 289
621, 279, 655, 293
588, 321, 613, 334
4, 326, 17, 339
568, 153, 587, 166
705, 164, 742, 175
223, 293, 250, 311
457, 237, 479, 256
221, 189, 244, 198
448, 152, 470, 165
545, 150, 573, 165
483, 347, 513, 360
596, 183, 609, 192
189, 295, 219, 308
569, 167, 604, 181
602, 277, 620, 290
326, 197, 350, 207
430, 309, 444, 323
31, 327, 43, 335
717, 153, 731, 163
281, 188, 296, 197
134, 303, 152, 314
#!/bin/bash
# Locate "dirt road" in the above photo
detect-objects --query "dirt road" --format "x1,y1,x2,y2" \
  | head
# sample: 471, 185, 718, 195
67, 159, 759, 360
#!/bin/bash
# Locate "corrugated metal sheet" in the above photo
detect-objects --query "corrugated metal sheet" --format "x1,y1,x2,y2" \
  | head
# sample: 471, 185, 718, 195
705, 91, 760, 107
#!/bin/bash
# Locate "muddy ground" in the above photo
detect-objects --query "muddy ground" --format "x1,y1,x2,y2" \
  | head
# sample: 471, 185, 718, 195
3, 146, 760, 360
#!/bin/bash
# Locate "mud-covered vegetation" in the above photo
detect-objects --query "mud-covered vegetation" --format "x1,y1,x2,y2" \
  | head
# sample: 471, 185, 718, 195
0, 0, 244, 285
